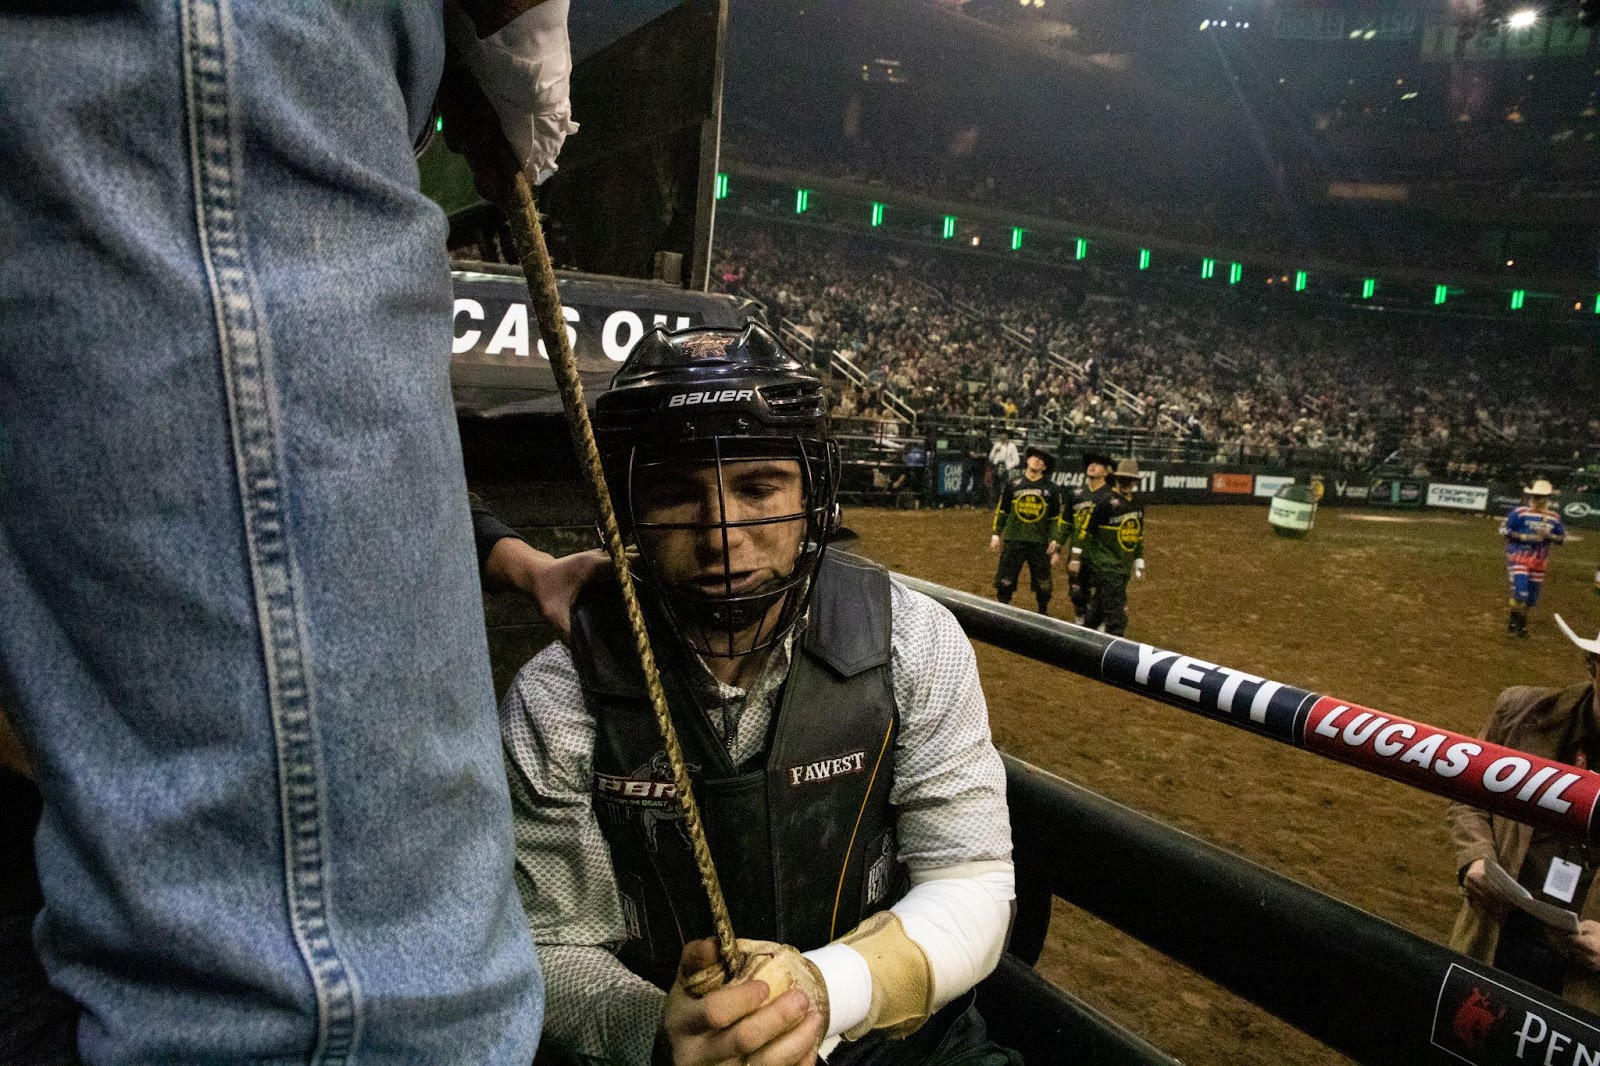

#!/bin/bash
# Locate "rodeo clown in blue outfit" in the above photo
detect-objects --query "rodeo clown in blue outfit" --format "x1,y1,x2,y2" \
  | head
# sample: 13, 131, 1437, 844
1502, 478, 1568, 637
499, 323, 1019, 1066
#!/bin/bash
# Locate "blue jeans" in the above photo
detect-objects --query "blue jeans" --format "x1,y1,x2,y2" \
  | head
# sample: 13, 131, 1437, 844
0, 3, 541, 1062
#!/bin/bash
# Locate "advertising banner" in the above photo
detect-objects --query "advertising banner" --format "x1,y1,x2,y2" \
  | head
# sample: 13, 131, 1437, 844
1159, 472, 1211, 493
1327, 478, 1371, 503
1302, 696, 1600, 838
1560, 495, 1600, 531
1211, 473, 1254, 495
1432, 963, 1600, 1066
449, 270, 745, 415
1426, 483, 1490, 512
1035, 464, 1376, 508
934, 459, 967, 498
1370, 478, 1426, 508
1254, 475, 1295, 498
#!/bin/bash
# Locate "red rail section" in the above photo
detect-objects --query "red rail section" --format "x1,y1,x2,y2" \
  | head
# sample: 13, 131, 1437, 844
893, 572, 1600, 842
1300, 696, 1600, 837
1095, 637, 1600, 839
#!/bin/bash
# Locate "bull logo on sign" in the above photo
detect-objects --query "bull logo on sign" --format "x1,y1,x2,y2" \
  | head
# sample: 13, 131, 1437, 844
1453, 987, 1505, 1049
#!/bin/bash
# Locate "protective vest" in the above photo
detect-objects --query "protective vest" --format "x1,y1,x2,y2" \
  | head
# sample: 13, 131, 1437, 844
569, 552, 905, 989
992, 474, 1062, 545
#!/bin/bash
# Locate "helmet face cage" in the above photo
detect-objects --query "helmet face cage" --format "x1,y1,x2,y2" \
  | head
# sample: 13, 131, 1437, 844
620, 434, 839, 659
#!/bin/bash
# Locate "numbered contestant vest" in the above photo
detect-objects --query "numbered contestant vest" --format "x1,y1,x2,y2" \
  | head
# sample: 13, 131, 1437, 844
569, 553, 906, 989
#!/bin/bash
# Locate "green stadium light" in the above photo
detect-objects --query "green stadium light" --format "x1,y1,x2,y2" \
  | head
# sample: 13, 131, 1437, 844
1075, 238, 1087, 260
942, 215, 957, 239
1229, 262, 1242, 285
1594, 294, 1600, 314
1434, 284, 1449, 306
715, 173, 729, 200
795, 188, 810, 214
435, 115, 444, 133
1138, 248, 1150, 270
871, 202, 885, 227
1294, 270, 1308, 292
1510, 289, 1526, 310
1201, 257, 1215, 280
1011, 227, 1024, 251
1362, 278, 1376, 299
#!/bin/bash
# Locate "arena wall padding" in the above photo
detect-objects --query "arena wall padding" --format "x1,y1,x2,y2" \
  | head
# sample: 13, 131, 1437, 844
1004, 755, 1600, 1066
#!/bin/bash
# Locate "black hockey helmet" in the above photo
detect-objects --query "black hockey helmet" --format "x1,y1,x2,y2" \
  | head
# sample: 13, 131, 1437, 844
593, 321, 839, 657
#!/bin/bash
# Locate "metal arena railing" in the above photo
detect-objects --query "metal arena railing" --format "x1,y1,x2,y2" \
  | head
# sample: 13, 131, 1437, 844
902, 579, 1600, 1064
999, 754, 1591, 1066
897, 575, 1600, 842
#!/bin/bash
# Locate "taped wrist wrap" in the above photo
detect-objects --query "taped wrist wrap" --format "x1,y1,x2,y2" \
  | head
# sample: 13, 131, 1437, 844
838, 912, 935, 1041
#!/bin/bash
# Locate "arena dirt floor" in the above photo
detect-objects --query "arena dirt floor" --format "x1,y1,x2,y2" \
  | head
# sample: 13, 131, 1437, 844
843, 502, 1599, 1066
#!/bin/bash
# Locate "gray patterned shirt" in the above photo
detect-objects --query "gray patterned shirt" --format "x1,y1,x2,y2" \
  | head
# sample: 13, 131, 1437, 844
500, 576, 1011, 1064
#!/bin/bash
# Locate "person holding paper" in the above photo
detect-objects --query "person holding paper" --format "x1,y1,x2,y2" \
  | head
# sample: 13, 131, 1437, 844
1448, 615, 1600, 1007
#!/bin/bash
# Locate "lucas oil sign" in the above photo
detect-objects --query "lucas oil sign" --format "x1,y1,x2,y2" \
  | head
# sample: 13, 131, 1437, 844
1100, 638, 1600, 839
448, 269, 747, 413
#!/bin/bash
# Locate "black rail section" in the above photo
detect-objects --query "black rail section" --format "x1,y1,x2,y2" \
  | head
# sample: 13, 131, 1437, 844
893, 572, 1600, 843
1004, 755, 1600, 1066
977, 955, 1180, 1066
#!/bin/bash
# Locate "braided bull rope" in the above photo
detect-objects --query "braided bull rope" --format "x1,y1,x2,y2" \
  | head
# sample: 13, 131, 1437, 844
497, 171, 744, 980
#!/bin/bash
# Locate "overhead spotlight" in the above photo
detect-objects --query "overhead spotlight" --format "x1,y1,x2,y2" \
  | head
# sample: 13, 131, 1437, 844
1349, 29, 1362, 38
1363, 29, 1376, 39
1243, 21, 1249, 28
1199, 18, 1210, 29
1219, 20, 1227, 27
1507, 9, 1539, 29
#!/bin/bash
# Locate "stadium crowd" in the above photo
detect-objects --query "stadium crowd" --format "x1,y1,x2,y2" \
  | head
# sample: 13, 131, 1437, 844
722, 135, 1494, 274
714, 221, 1597, 473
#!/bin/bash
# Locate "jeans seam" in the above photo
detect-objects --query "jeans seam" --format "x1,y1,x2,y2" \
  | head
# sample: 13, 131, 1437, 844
179, 1, 361, 1060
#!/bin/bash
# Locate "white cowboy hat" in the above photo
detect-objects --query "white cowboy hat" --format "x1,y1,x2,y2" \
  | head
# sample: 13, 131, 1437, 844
1523, 479, 1557, 496
1555, 614, 1600, 656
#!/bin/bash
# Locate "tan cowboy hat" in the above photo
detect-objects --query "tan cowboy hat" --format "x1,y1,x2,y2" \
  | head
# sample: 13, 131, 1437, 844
1556, 615, 1600, 656
1523, 478, 1557, 496
1113, 458, 1140, 479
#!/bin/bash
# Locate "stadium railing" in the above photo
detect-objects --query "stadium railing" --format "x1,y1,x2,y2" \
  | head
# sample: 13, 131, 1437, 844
910, 578, 1600, 1064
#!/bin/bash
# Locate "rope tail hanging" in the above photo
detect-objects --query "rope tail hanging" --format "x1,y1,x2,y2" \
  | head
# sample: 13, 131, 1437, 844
433, 44, 743, 978
497, 172, 744, 978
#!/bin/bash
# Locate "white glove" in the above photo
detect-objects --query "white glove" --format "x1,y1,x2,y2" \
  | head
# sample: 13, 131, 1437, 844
989, 535, 1001, 553
1133, 559, 1146, 580
446, 0, 579, 186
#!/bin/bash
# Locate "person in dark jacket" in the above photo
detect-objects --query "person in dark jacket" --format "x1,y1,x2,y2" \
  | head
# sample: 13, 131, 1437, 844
1449, 614, 1600, 1008
1081, 458, 1147, 636
990, 446, 1065, 614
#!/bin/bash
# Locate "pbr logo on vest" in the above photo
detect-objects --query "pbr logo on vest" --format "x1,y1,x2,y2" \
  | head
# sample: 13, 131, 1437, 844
595, 753, 698, 851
